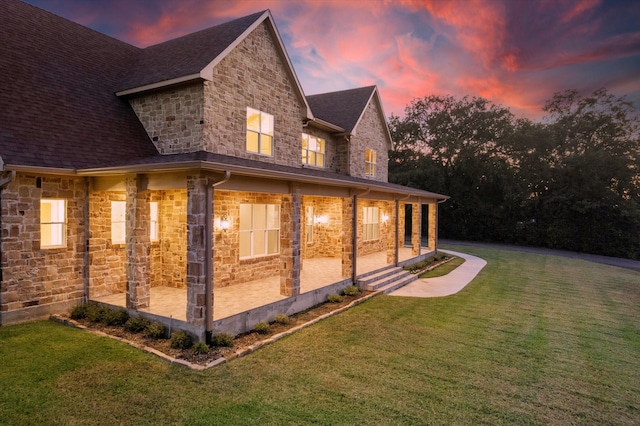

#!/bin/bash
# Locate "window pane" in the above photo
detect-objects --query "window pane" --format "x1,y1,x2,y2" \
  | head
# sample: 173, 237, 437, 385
306, 206, 313, 225
247, 108, 260, 132
371, 150, 377, 163
239, 231, 251, 258
239, 204, 252, 231
267, 230, 279, 254
267, 204, 279, 229
41, 200, 52, 222
260, 135, 272, 156
301, 134, 308, 149
317, 138, 325, 153
253, 231, 266, 256
308, 136, 317, 152
261, 112, 274, 136
308, 151, 316, 166
317, 153, 325, 167
254, 204, 266, 230
246, 131, 259, 153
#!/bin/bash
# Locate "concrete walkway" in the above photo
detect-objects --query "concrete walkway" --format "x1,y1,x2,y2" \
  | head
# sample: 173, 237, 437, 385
390, 250, 487, 298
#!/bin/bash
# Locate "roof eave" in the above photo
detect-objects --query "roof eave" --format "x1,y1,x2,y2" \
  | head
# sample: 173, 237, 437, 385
116, 73, 205, 97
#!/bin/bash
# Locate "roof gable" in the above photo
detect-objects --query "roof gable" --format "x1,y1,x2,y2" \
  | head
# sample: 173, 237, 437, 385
117, 10, 313, 118
0, 0, 158, 169
307, 86, 393, 146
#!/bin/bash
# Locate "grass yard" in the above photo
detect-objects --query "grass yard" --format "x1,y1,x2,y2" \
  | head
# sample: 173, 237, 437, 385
1, 244, 639, 425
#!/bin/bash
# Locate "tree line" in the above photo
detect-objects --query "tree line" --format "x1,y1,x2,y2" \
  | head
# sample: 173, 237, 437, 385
389, 89, 640, 259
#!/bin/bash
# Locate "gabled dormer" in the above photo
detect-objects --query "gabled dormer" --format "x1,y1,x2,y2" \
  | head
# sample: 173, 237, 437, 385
307, 86, 393, 182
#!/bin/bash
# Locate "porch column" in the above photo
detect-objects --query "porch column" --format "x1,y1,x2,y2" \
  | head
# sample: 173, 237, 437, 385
280, 191, 301, 296
411, 202, 421, 256
186, 174, 209, 326
125, 174, 150, 310
428, 203, 438, 252
386, 201, 396, 265
341, 197, 353, 278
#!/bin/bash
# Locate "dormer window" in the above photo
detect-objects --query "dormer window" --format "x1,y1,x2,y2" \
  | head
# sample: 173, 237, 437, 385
246, 107, 273, 156
365, 148, 376, 177
301, 134, 325, 167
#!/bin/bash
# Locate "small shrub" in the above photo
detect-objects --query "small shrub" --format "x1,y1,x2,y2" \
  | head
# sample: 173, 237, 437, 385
104, 308, 129, 326
124, 316, 151, 333
170, 331, 193, 349
274, 313, 290, 325
69, 304, 88, 320
327, 293, 343, 303
193, 342, 209, 354
253, 322, 269, 334
342, 285, 360, 296
210, 333, 234, 347
144, 322, 167, 339
85, 304, 108, 323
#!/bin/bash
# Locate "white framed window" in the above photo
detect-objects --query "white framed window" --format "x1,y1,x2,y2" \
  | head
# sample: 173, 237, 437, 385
111, 201, 126, 244
40, 199, 66, 249
239, 204, 280, 258
150, 201, 159, 242
301, 134, 325, 167
306, 206, 313, 243
363, 206, 379, 241
365, 148, 376, 177
246, 107, 274, 156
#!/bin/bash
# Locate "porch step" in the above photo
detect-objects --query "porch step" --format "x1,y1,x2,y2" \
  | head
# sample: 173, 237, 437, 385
357, 267, 418, 293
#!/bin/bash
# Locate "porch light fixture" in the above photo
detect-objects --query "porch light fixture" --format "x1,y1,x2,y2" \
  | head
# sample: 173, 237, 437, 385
216, 216, 231, 231
314, 215, 329, 225
381, 214, 390, 223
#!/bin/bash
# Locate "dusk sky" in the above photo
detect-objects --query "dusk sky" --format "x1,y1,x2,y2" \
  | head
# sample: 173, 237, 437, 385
24, 0, 640, 120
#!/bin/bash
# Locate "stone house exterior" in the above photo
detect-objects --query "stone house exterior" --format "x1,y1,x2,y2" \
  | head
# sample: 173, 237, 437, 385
0, 0, 448, 340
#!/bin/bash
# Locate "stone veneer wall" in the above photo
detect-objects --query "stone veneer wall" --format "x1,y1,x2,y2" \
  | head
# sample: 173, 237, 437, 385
349, 98, 390, 182
128, 83, 204, 154
357, 200, 394, 258
301, 196, 343, 259
213, 190, 284, 288
88, 190, 126, 298
1, 174, 86, 323
158, 190, 187, 288
203, 22, 307, 166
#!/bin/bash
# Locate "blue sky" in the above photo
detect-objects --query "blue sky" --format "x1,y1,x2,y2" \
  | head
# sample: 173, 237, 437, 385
24, 0, 640, 120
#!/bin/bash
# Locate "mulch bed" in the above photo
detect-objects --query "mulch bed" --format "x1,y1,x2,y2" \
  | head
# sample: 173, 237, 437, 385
53, 290, 373, 369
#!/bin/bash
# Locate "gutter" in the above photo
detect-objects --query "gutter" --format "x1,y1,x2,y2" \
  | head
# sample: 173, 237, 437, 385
205, 171, 231, 341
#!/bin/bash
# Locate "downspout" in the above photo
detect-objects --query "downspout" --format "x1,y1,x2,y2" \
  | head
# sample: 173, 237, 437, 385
205, 171, 230, 341
352, 187, 370, 284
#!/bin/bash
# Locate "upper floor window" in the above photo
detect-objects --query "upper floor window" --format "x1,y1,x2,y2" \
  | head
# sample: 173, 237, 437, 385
363, 206, 379, 241
239, 203, 280, 258
301, 134, 325, 167
365, 148, 376, 177
41, 199, 66, 248
246, 107, 273, 156
111, 201, 126, 244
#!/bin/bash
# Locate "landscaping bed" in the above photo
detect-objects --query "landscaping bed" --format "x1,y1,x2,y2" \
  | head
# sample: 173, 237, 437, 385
54, 287, 372, 368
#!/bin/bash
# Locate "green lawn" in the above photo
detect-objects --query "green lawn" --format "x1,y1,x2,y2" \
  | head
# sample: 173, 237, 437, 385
1, 245, 639, 425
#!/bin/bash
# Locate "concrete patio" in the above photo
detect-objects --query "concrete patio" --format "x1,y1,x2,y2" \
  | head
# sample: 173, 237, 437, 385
93, 246, 426, 321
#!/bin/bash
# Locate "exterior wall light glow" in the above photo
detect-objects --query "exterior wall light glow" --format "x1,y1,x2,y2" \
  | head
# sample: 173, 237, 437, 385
381, 214, 390, 223
314, 215, 329, 225
216, 216, 231, 231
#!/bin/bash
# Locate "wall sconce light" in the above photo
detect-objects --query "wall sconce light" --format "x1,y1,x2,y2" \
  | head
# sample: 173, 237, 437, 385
314, 215, 329, 225
216, 216, 231, 231
381, 214, 390, 223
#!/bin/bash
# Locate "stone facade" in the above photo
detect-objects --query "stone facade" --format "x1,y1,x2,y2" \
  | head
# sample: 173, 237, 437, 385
0, 174, 86, 323
349, 98, 390, 182
203, 22, 307, 166
301, 196, 344, 259
129, 83, 204, 154
357, 199, 394, 259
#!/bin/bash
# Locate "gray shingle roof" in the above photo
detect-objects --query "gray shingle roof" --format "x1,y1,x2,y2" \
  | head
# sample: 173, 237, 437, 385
119, 11, 266, 92
0, 0, 158, 169
307, 86, 376, 133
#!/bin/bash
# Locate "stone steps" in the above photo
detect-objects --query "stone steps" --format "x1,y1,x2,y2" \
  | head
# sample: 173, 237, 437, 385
357, 266, 418, 293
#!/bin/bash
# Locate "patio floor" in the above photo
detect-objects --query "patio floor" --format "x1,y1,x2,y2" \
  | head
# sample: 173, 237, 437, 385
93, 246, 425, 321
